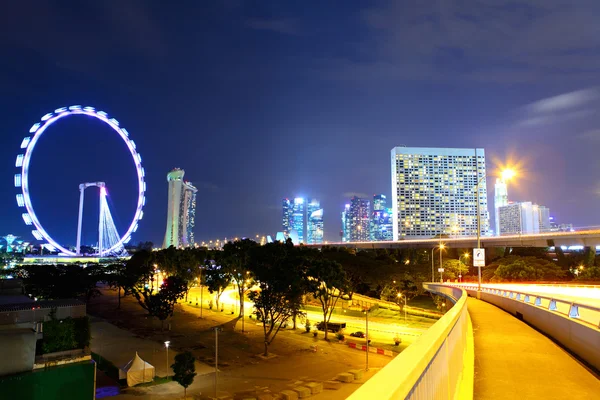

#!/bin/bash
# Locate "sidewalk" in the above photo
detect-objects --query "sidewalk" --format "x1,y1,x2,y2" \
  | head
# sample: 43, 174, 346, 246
468, 297, 600, 400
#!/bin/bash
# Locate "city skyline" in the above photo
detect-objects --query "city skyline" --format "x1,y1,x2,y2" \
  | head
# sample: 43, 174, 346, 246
1, 2, 600, 245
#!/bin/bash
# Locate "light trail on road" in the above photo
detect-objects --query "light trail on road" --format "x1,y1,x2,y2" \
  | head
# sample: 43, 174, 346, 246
188, 287, 429, 341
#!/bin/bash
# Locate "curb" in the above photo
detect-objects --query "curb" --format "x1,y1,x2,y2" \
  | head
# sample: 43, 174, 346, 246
347, 342, 396, 357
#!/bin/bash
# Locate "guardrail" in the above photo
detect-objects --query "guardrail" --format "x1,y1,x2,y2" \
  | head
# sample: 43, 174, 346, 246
454, 284, 600, 371
347, 284, 473, 400
454, 284, 600, 329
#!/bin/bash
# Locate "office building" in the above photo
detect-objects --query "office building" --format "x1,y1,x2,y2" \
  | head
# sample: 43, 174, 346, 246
348, 196, 370, 242
282, 199, 293, 234
306, 199, 324, 244
341, 204, 350, 242
391, 147, 490, 239
371, 195, 393, 241
498, 202, 551, 235
291, 198, 306, 243
494, 178, 509, 236
163, 168, 198, 248
538, 206, 551, 232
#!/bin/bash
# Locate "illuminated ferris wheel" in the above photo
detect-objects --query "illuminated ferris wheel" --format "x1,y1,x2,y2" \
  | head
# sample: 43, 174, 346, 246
14, 105, 146, 256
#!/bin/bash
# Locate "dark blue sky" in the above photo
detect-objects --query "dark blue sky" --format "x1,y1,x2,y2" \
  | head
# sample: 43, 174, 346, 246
1, 0, 600, 245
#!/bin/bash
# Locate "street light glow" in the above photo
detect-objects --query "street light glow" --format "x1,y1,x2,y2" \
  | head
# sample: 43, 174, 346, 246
501, 168, 516, 181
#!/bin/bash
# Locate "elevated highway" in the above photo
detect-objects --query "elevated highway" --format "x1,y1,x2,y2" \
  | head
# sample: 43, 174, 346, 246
307, 229, 600, 249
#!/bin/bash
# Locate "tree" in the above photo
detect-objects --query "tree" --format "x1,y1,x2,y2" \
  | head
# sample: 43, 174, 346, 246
307, 259, 349, 341
204, 258, 231, 311
442, 259, 469, 280
248, 241, 307, 356
493, 256, 565, 282
222, 239, 258, 316
171, 352, 196, 398
133, 276, 187, 330
14, 264, 106, 302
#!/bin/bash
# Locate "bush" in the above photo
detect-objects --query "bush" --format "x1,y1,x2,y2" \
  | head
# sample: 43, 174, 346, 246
336, 333, 345, 341
42, 318, 77, 354
393, 334, 402, 346
305, 320, 311, 333
73, 316, 91, 349
40, 311, 90, 354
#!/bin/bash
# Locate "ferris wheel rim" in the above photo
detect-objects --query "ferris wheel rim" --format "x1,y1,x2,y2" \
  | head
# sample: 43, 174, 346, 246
16, 105, 145, 256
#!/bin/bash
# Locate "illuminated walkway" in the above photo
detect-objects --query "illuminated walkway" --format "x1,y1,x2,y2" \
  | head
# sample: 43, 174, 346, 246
468, 297, 600, 399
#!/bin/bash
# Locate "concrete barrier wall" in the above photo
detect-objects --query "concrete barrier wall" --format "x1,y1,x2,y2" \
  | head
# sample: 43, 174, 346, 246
347, 284, 473, 400
464, 287, 600, 372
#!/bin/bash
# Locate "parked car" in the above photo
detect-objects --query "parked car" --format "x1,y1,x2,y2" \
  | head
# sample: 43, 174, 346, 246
350, 331, 366, 338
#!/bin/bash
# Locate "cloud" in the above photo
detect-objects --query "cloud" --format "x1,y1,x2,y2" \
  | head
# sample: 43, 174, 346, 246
321, 0, 600, 83
342, 192, 370, 199
525, 88, 599, 114
517, 87, 599, 127
245, 18, 300, 35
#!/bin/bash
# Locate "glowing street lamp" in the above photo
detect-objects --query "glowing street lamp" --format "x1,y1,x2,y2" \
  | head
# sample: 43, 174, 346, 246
501, 168, 516, 182
397, 293, 407, 322
164, 341, 170, 377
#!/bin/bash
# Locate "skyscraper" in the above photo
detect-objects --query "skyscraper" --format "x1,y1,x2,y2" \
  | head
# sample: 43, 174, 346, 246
307, 199, 324, 244
291, 198, 306, 243
341, 204, 350, 242
163, 168, 198, 248
348, 196, 370, 242
282, 198, 293, 234
494, 178, 509, 236
370, 194, 393, 241
391, 147, 490, 239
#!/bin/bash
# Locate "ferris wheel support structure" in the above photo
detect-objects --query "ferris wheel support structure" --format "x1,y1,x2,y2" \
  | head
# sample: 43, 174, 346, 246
76, 182, 105, 256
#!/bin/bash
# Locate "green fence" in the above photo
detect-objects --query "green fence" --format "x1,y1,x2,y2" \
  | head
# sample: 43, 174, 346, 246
0, 360, 95, 400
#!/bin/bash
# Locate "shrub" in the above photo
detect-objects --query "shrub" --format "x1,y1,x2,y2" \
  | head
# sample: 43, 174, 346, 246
336, 333, 345, 341
305, 320, 311, 333
393, 334, 402, 346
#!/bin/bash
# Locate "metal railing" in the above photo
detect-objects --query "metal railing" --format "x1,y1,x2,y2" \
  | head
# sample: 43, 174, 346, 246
347, 284, 473, 400
454, 284, 600, 329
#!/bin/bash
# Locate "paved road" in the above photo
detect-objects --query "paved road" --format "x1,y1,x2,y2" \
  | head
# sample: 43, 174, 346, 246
205, 287, 431, 341
468, 297, 600, 400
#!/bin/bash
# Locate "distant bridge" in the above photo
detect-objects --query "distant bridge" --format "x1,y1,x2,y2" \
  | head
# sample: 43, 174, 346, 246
308, 229, 600, 249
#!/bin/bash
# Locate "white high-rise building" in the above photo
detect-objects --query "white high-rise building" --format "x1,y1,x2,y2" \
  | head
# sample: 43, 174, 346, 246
163, 168, 198, 248
494, 178, 509, 235
498, 202, 551, 235
391, 147, 490, 239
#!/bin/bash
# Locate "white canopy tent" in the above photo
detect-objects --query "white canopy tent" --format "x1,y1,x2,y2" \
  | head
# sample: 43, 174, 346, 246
119, 352, 155, 387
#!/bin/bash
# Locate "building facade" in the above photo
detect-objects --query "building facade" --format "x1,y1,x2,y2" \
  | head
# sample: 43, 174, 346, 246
494, 178, 509, 236
306, 199, 324, 244
370, 194, 393, 241
341, 204, 350, 242
348, 196, 371, 242
391, 147, 490, 240
163, 168, 198, 248
498, 202, 551, 235
291, 198, 306, 243
282, 198, 294, 235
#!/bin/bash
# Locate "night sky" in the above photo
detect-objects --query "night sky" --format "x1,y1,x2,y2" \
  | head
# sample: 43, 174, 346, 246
1, 1, 600, 246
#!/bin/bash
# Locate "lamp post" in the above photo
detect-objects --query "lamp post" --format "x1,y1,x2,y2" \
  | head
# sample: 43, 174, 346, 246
164, 341, 170, 377
431, 248, 435, 282
397, 293, 407, 322
439, 243, 445, 282
364, 307, 369, 371
438, 267, 445, 283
